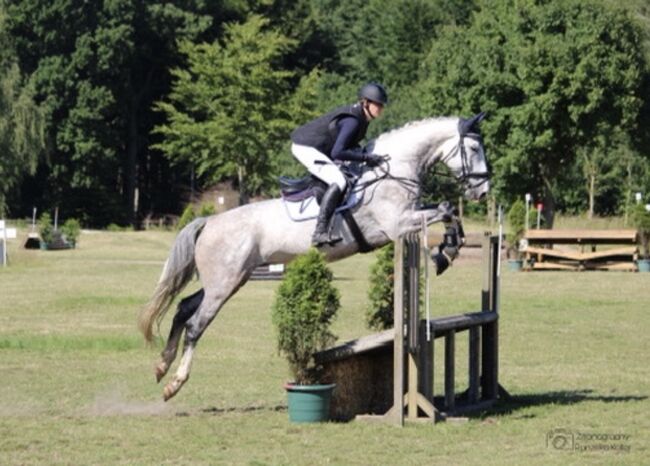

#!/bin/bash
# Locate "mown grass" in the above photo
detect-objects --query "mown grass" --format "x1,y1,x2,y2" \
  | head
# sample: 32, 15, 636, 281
0, 225, 648, 465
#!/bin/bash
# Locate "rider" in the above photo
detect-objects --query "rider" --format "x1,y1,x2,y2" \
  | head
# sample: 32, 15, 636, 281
290, 82, 388, 246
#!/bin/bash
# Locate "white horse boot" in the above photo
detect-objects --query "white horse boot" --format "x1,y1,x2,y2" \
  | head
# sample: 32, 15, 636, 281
312, 184, 343, 246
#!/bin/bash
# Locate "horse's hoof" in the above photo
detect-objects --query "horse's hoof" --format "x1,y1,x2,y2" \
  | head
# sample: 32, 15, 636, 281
155, 362, 168, 383
163, 385, 176, 402
162, 376, 187, 402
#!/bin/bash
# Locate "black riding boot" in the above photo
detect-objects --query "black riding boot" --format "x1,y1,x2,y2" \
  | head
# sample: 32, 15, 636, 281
312, 184, 343, 246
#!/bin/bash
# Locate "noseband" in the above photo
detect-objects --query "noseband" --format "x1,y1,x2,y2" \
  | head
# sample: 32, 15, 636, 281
441, 132, 490, 188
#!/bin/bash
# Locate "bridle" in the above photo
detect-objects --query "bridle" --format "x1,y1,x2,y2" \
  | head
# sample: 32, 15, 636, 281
437, 132, 490, 189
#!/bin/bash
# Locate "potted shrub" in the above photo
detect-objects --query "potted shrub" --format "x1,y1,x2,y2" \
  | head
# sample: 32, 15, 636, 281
506, 199, 527, 271
271, 248, 339, 422
61, 218, 81, 248
38, 213, 54, 250
38, 213, 74, 250
631, 203, 650, 272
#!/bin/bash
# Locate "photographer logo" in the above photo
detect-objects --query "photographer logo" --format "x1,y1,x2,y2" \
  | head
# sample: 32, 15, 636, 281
547, 428, 574, 450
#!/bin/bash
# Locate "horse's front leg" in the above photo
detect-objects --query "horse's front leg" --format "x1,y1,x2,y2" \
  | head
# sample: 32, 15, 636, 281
397, 201, 455, 236
429, 215, 465, 275
398, 202, 465, 275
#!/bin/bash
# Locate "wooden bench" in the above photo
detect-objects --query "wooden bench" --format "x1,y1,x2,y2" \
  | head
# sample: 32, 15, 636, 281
523, 229, 638, 271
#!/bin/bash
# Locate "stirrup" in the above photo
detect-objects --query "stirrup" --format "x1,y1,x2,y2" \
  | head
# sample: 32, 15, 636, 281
312, 232, 342, 247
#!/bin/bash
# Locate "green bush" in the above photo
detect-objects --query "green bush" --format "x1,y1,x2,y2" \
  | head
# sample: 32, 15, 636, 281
177, 204, 196, 231
197, 202, 216, 217
271, 249, 339, 385
61, 218, 81, 245
106, 223, 133, 232
507, 200, 527, 259
631, 203, 650, 259
177, 202, 216, 231
366, 243, 395, 330
38, 213, 54, 244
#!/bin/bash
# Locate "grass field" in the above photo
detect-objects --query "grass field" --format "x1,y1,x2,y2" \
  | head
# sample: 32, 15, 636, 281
0, 224, 648, 465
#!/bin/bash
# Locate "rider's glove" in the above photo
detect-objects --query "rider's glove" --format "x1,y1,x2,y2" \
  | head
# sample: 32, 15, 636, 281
364, 154, 384, 167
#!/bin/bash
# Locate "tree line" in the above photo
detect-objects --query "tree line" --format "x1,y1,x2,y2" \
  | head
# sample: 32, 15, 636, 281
1, 0, 649, 227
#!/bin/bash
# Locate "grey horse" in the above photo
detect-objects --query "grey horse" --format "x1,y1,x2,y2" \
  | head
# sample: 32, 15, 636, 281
139, 113, 490, 401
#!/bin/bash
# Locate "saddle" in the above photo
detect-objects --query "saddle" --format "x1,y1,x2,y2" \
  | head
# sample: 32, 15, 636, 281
278, 163, 373, 252
279, 163, 363, 205
278, 175, 328, 203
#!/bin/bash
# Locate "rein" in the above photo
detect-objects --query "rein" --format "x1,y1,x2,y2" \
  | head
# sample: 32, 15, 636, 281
347, 160, 420, 204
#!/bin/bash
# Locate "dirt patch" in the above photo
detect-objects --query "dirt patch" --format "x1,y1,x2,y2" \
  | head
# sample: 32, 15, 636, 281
87, 388, 171, 416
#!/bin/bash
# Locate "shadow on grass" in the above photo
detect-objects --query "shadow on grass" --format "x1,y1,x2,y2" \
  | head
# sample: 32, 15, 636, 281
479, 389, 648, 419
174, 404, 287, 417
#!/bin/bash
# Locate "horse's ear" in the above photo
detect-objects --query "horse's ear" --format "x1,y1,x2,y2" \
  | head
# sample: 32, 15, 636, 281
459, 112, 486, 136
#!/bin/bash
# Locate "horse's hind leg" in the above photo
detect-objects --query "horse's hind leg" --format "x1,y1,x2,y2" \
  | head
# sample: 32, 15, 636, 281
155, 289, 204, 383
162, 275, 250, 401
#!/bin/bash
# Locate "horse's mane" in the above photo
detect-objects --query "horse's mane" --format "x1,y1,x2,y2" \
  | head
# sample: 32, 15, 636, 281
365, 117, 459, 156
375, 116, 459, 144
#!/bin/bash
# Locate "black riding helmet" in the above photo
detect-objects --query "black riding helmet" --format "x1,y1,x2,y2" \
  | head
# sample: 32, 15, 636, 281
358, 82, 388, 105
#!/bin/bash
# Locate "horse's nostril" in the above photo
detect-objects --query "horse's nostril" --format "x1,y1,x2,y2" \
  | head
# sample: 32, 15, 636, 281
479, 192, 487, 201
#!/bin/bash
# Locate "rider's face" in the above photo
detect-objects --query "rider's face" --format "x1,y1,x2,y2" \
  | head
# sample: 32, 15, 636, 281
365, 101, 384, 120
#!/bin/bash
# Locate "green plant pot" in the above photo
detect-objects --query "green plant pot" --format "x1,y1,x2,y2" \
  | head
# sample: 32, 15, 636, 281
284, 383, 336, 423
507, 259, 523, 271
637, 259, 650, 272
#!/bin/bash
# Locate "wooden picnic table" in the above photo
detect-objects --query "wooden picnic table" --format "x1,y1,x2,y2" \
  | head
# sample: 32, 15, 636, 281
522, 229, 639, 271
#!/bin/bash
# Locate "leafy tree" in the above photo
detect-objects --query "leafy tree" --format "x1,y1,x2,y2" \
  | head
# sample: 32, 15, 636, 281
0, 3, 45, 216
154, 15, 299, 204
5, 0, 240, 225
415, 0, 647, 226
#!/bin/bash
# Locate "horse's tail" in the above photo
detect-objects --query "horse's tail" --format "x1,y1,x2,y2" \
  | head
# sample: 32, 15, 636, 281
138, 217, 209, 343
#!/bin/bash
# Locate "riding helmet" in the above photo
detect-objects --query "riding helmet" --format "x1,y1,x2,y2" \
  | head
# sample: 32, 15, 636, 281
358, 82, 389, 105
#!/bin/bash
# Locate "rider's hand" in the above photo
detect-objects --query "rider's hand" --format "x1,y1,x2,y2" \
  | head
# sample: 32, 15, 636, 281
364, 154, 385, 167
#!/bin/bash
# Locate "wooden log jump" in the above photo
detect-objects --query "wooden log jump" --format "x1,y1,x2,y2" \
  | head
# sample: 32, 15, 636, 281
522, 229, 638, 271
315, 231, 508, 424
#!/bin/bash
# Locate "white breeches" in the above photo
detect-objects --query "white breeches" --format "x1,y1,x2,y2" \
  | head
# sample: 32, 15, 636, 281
291, 143, 347, 190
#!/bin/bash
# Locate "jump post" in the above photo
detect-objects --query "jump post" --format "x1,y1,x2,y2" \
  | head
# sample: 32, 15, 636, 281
315, 231, 508, 424
1, 220, 18, 267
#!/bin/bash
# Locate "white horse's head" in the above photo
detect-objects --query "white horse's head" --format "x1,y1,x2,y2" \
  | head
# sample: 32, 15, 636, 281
438, 113, 490, 201
373, 113, 490, 202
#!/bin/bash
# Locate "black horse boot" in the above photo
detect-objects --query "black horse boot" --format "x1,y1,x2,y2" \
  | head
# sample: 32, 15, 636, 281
312, 184, 343, 246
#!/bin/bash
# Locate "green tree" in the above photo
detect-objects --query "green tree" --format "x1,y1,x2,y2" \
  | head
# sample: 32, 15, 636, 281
306, 0, 477, 138
415, 0, 647, 226
0, 4, 45, 216
154, 15, 298, 204
5, 0, 240, 225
